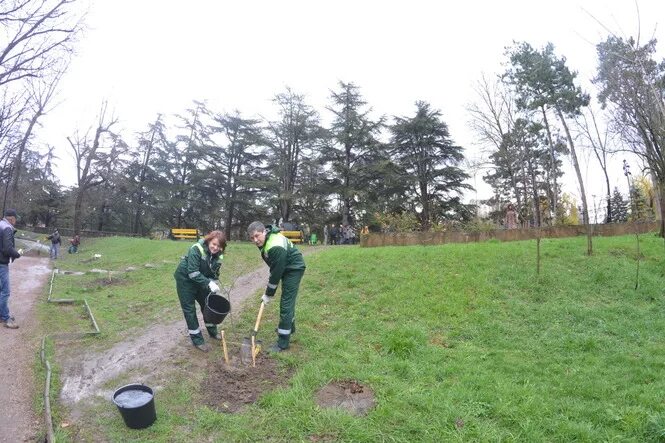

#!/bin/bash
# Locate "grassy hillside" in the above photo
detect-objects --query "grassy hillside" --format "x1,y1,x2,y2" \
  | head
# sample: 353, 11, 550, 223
43, 234, 665, 442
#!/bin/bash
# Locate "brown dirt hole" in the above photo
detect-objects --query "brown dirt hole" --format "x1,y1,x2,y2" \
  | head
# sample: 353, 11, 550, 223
315, 379, 376, 416
202, 354, 294, 413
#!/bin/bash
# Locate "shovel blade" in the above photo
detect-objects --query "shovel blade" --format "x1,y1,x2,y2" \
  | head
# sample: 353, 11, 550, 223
240, 337, 262, 365
240, 337, 252, 364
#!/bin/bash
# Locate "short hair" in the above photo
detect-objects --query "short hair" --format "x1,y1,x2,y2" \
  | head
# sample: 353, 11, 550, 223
247, 221, 265, 235
204, 230, 227, 253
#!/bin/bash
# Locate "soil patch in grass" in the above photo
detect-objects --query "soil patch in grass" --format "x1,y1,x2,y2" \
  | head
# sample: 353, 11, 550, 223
87, 277, 128, 288
315, 380, 375, 416
202, 354, 293, 413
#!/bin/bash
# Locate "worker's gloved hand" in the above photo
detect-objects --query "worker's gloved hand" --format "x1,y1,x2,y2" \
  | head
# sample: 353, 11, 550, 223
208, 281, 221, 294
261, 293, 272, 305
17, 249, 23, 256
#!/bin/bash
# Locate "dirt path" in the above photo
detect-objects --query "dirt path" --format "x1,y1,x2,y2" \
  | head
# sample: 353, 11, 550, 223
59, 266, 271, 405
57, 247, 323, 426
0, 256, 52, 443
59, 247, 323, 408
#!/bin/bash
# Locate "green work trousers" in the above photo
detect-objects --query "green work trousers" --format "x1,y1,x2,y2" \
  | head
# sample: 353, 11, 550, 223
276, 269, 305, 349
174, 272, 218, 346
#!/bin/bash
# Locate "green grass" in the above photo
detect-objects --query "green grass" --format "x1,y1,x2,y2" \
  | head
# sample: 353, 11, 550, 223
39, 237, 259, 344
41, 234, 665, 442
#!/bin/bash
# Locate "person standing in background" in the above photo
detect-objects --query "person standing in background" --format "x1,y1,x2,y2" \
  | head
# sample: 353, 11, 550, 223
0, 209, 22, 329
47, 228, 61, 259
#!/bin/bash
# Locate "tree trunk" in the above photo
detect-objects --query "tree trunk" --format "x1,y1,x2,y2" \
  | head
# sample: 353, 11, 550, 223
97, 198, 108, 231
419, 181, 430, 231
604, 172, 612, 223
529, 160, 541, 228
556, 107, 592, 255
74, 189, 84, 235
133, 129, 156, 234
541, 107, 558, 221
658, 180, 665, 238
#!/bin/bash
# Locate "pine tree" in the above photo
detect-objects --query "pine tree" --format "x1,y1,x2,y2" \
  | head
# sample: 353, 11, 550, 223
629, 184, 654, 221
610, 187, 628, 223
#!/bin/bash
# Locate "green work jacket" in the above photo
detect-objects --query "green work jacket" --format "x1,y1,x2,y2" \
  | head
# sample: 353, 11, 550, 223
260, 225, 306, 296
175, 239, 222, 287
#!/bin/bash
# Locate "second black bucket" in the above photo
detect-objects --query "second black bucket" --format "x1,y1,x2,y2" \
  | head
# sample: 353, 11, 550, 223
204, 293, 230, 324
113, 384, 156, 429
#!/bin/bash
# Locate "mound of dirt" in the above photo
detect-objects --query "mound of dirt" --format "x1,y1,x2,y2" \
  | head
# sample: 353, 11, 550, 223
315, 380, 375, 416
202, 355, 293, 413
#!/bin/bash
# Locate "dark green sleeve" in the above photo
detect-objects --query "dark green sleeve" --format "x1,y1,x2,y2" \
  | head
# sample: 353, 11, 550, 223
265, 246, 287, 296
186, 246, 210, 286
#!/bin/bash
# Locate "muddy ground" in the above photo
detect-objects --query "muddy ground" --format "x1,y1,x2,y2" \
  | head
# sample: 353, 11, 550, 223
58, 266, 271, 406
203, 353, 294, 413
58, 247, 323, 426
0, 256, 52, 443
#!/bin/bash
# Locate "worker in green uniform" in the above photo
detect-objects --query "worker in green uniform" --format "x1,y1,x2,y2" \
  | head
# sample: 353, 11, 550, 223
247, 221, 306, 352
174, 230, 226, 352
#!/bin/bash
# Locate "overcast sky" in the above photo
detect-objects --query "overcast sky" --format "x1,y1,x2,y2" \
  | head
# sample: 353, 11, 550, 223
39, 0, 665, 218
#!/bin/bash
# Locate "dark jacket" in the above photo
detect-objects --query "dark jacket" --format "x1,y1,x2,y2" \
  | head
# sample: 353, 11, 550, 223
48, 231, 61, 245
174, 239, 222, 287
0, 218, 20, 265
259, 225, 306, 296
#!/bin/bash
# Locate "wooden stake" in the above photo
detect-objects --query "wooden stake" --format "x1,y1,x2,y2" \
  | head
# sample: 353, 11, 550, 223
221, 330, 229, 365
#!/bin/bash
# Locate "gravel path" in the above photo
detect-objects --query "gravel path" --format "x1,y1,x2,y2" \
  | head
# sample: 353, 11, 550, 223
0, 256, 52, 443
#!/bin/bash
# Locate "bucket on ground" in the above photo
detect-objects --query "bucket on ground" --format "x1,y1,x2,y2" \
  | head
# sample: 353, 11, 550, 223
113, 384, 157, 429
204, 292, 230, 324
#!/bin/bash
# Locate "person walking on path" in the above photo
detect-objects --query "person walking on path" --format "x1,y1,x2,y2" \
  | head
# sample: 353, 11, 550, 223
47, 228, 61, 259
0, 209, 23, 329
174, 230, 226, 352
247, 221, 306, 353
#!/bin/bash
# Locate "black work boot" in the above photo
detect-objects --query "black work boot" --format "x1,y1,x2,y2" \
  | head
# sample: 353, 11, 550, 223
194, 342, 211, 352
268, 343, 287, 353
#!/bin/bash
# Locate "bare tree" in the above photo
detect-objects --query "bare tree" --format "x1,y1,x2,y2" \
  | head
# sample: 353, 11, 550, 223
576, 105, 615, 222
67, 102, 118, 234
468, 74, 522, 207
0, 0, 82, 88
6, 67, 65, 207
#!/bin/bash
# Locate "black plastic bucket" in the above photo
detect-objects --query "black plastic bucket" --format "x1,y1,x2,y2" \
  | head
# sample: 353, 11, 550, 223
203, 293, 230, 324
113, 384, 156, 429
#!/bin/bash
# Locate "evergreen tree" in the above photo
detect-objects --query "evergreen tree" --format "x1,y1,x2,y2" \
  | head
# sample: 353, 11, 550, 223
389, 101, 471, 229
629, 184, 654, 221
327, 81, 384, 226
610, 187, 628, 223
266, 88, 321, 223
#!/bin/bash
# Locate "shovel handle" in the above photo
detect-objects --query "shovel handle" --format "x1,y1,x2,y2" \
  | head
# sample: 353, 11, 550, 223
253, 301, 265, 334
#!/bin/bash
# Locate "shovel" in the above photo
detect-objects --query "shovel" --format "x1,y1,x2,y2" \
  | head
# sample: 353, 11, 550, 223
241, 301, 265, 366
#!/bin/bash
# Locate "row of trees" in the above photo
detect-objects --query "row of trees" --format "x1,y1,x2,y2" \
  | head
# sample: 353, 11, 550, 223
1, 1, 663, 241
469, 35, 665, 242
6, 86, 474, 239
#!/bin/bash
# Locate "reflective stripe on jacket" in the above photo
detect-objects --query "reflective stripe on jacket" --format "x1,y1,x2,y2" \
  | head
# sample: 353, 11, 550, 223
260, 226, 305, 296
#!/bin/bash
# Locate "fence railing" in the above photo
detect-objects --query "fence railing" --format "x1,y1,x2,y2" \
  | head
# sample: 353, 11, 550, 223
28, 226, 143, 238
360, 221, 661, 248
